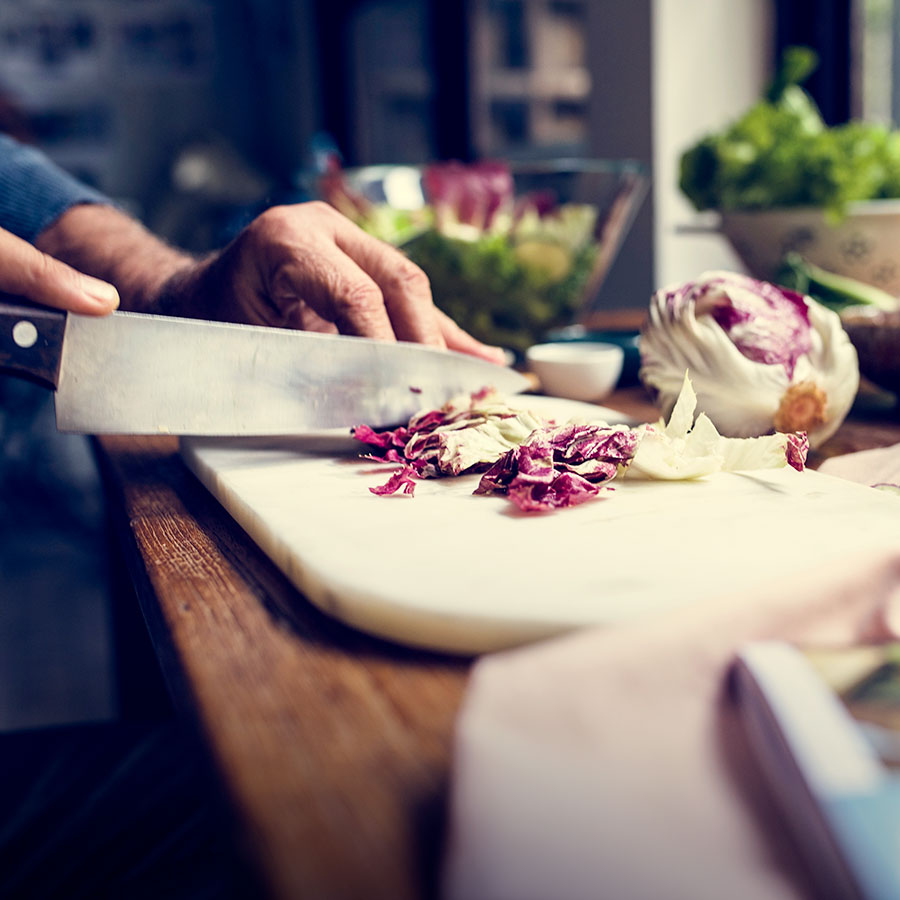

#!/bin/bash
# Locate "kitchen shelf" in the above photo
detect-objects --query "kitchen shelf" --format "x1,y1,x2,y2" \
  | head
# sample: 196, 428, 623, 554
469, 0, 591, 156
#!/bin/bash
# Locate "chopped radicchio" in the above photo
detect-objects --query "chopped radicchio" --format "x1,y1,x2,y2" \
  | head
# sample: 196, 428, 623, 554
368, 466, 418, 497
785, 432, 809, 472
352, 423, 409, 450
475, 423, 638, 511
353, 379, 808, 513
352, 388, 545, 481
474, 424, 639, 512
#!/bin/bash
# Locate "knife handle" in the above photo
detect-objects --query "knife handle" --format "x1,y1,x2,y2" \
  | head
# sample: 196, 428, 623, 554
0, 295, 66, 390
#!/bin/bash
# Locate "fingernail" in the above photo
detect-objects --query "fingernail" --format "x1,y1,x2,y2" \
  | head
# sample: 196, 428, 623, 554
84, 276, 120, 310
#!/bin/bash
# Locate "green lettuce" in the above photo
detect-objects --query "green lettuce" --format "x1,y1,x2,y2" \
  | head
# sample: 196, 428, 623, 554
679, 47, 900, 218
401, 227, 598, 354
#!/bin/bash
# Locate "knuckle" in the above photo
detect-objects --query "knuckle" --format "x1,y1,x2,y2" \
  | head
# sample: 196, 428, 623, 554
341, 277, 384, 312
255, 205, 291, 231
303, 200, 334, 218
268, 263, 298, 301
250, 201, 336, 242
26, 249, 56, 290
389, 258, 431, 296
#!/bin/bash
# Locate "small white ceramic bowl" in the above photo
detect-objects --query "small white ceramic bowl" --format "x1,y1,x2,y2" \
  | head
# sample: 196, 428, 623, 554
526, 341, 624, 402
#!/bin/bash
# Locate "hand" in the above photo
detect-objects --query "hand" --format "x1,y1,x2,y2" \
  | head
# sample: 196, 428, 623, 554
0, 224, 119, 314
167, 202, 506, 363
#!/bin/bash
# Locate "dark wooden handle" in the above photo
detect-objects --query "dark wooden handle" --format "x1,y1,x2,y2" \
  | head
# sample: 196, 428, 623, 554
0, 294, 67, 390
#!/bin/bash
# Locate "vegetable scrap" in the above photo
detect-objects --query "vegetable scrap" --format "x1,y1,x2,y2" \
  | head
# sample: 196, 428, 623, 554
473, 423, 638, 512
352, 375, 808, 514
640, 271, 858, 448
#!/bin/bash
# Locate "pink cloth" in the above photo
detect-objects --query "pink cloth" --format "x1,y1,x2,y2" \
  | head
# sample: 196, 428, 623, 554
442, 447, 900, 900
818, 442, 900, 487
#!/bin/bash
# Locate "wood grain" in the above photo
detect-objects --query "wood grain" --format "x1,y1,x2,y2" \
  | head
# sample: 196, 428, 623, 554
96, 436, 470, 900
94, 386, 900, 900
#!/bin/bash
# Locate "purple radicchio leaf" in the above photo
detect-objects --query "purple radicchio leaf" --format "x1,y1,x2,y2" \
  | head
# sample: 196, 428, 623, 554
508, 471, 602, 512
405, 408, 449, 433
673, 272, 813, 378
512, 189, 558, 226
369, 466, 419, 496
785, 433, 809, 471
546, 424, 640, 472
352, 423, 411, 451
361, 450, 430, 474
422, 160, 514, 231
473, 448, 520, 495
354, 388, 522, 490
475, 423, 638, 512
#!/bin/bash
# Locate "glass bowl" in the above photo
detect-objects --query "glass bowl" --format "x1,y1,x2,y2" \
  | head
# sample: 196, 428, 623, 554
307, 159, 648, 354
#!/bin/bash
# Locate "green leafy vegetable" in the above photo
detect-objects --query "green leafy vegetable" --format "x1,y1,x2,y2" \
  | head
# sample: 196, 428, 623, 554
401, 227, 598, 354
680, 47, 900, 218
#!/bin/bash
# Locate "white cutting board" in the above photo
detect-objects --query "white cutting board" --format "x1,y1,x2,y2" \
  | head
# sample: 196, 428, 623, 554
182, 397, 900, 655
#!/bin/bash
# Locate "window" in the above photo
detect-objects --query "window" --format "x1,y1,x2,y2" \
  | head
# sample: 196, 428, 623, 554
856, 0, 896, 122
469, 0, 590, 157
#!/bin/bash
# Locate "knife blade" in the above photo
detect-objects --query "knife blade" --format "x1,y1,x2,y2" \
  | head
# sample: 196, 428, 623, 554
0, 297, 530, 435
734, 642, 900, 900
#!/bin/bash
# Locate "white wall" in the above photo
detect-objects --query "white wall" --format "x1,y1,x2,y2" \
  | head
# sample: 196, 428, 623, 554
652, 0, 774, 288
588, 0, 774, 307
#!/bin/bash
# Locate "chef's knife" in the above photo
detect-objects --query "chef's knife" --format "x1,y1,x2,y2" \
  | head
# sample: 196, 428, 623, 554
735, 642, 900, 900
0, 297, 529, 435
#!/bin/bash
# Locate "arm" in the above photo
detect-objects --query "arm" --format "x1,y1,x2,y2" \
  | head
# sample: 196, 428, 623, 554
0, 132, 198, 311
34, 203, 194, 316
36, 201, 504, 361
0, 133, 504, 361
0, 133, 120, 313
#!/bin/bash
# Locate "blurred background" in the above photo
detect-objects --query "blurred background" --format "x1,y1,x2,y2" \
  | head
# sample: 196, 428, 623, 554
0, 0, 893, 728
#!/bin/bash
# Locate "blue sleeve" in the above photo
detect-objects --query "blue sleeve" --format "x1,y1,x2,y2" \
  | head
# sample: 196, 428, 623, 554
0, 133, 112, 243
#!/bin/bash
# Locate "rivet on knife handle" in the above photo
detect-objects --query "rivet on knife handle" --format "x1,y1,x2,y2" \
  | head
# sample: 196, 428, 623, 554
0, 295, 67, 390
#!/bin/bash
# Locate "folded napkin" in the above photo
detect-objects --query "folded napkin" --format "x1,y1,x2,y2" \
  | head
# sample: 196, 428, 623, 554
442, 541, 900, 900
818, 441, 900, 487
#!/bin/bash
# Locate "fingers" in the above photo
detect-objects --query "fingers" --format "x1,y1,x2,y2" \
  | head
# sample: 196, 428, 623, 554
331, 217, 445, 347
222, 203, 501, 361
295, 302, 339, 334
435, 309, 508, 364
0, 226, 119, 314
268, 234, 398, 341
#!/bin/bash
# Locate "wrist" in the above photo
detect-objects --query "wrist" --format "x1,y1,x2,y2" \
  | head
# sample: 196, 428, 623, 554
34, 203, 196, 314
151, 253, 220, 320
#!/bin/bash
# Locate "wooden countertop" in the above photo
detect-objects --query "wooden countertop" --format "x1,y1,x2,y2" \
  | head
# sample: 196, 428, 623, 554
97, 433, 469, 900
94, 384, 900, 900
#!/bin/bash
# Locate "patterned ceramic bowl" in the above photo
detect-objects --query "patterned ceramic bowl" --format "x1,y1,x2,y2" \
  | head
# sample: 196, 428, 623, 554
719, 200, 900, 297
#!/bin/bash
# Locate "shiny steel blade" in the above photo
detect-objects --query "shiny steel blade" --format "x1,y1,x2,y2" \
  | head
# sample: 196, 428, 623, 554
54, 311, 530, 435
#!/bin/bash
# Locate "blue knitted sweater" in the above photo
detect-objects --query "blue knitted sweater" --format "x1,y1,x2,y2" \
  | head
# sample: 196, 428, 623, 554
0, 133, 109, 243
